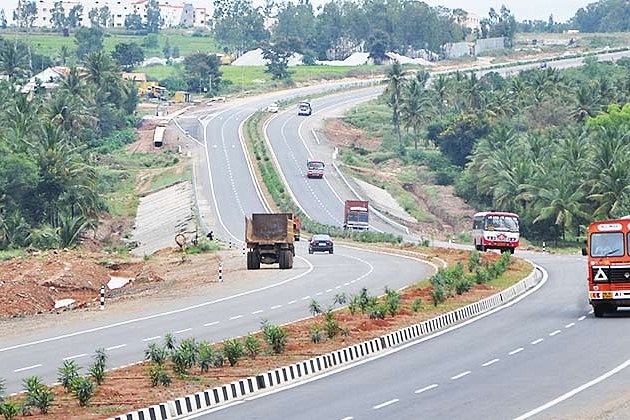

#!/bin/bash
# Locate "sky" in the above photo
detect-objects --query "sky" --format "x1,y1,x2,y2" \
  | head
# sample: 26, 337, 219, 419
1, 0, 596, 23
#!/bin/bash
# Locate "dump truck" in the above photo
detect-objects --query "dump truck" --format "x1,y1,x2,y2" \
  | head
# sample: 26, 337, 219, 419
245, 213, 296, 270
343, 200, 369, 231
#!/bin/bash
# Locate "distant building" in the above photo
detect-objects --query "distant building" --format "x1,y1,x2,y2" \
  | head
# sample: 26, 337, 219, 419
31, 0, 207, 29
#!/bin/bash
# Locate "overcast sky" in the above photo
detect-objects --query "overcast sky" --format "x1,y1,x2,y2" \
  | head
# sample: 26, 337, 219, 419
1, 0, 595, 23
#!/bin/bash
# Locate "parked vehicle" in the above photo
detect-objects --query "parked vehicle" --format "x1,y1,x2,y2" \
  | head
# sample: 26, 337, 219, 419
343, 200, 369, 231
582, 217, 630, 317
306, 160, 325, 178
267, 103, 279, 113
308, 234, 334, 254
298, 101, 312, 116
245, 213, 296, 269
472, 211, 519, 254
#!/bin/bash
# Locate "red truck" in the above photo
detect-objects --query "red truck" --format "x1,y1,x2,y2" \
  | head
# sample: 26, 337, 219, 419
343, 200, 369, 231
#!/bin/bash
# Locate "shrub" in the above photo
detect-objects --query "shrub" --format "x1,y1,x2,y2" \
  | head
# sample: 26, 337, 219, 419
384, 287, 401, 316
71, 377, 95, 407
1, 401, 20, 420
22, 377, 54, 415
369, 304, 388, 320
244, 334, 261, 358
310, 325, 324, 343
197, 342, 216, 373
261, 320, 288, 354
223, 339, 245, 367
171, 338, 199, 376
90, 348, 108, 385
309, 299, 323, 316
431, 284, 446, 306
57, 360, 81, 392
455, 276, 474, 295
148, 365, 172, 387
468, 251, 482, 272
411, 297, 422, 312
144, 343, 169, 365
323, 309, 341, 339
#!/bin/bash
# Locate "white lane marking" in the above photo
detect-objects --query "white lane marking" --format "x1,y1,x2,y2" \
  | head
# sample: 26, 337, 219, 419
106, 344, 126, 351
251, 310, 263, 315
335, 285, 342, 289
509, 348, 524, 355
344, 282, 350, 286
578, 315, 586, 321
482, 358, 500, 367
340, 417, 354, 420
175, 328, 192, 334
204, 321, 219, 327
270, 305, 282, 310
531, 338, 544, 345
513, 357, 630, 419
14, 364, 42, 373
415, 384, 438, 394
549, 330, 561, 336
288, 300, 297, 305
451, 371, 471, 380
301, 296, 311, 300
142, 336, 161, 342
0, 260, 315, 353
326, 289, 333, 293
63, 353, 87, 360
316, 292, 323, 296
565, 322, 575, 328
229, 315, 243, 320
373, 399, 399, 409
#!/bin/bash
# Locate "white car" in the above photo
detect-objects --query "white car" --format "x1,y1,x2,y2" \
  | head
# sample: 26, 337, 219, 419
267, 103, 279, 113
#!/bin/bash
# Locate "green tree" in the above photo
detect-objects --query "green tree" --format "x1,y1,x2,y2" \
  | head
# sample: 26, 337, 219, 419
0, 39, 30, 81
49, 1, 67, 33
67, 4, 83, 29
145, 0, 162, 33
212, 0, 269, 54
13, 0, 37, 29
74, 26, 104, 60
183, 52, 223, 94
0, 10, 7, 29
385, 61, 406, 150
112, 42, 145, 70
261, 39, 293, 81
124, 12, 144, 31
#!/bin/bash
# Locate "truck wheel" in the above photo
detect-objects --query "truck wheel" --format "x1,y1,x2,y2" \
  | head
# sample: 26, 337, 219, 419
593, 304, 606, 318
247, 251, 260, 270
279, 250, 291, 269
286, 251, 294, 269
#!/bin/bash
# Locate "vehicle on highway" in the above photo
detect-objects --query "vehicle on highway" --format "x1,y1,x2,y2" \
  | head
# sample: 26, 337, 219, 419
582, 217, 630, 317
308, 234, 334, 254
306, 159, 325, 178
298, 101, 312, 116
245, 213, 296, 269
267, 102, 279, 113
343, 200, 369, 231
472, 211, 520, 254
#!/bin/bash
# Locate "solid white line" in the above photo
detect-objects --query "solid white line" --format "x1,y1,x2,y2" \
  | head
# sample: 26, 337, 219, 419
63, 353, 87, 360
14, 364, 42, 373
142, 336, 160, 342
509, 348, 524, 355
415, 384, 438, 394
204, 321, 219, 327
531, 338, 544, 345
451, 371, 471, 380
513, 357, 630, 419
373, 399, 399, 409
106, 344, 126, 351
549, 330, 561, 336
229, 315, 243, 320
482, 359, 500, 367
565, 322, 575, 328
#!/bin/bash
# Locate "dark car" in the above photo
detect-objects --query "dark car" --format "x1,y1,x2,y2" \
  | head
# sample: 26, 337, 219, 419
308, 234, 334, 254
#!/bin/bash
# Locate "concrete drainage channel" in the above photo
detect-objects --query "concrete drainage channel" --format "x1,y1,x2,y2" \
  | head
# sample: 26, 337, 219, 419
109, 266, 544, 420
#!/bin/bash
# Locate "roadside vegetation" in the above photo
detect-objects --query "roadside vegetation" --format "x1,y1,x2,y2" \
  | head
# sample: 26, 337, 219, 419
0, 248, 531, 419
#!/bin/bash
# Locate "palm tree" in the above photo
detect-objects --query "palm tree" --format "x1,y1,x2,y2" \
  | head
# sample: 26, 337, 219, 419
400, 79, 434, 149
0, 39, 30, 80
385, 60, 406, 151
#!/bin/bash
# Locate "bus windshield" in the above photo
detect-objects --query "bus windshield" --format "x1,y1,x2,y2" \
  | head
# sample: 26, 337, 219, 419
485, 214, 519, 232
590, 232, 624, 257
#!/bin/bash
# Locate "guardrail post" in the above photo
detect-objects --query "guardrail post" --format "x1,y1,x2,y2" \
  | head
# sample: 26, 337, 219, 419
100, 285, 105, 311
218, 263, 223, 282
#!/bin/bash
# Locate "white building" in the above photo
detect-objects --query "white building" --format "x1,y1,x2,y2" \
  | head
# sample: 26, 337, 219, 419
32, 0, 207, 29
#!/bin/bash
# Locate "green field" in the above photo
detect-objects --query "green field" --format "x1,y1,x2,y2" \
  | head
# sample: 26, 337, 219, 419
1, 29, 219, 58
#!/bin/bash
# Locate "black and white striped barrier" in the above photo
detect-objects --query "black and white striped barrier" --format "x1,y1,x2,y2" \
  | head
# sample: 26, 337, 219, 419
108, 266, 542, 420
100, 285, 105, 311
218, 263, 223, 283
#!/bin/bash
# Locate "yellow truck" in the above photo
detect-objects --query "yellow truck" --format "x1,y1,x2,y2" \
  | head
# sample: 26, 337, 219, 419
245, 213, 296, 269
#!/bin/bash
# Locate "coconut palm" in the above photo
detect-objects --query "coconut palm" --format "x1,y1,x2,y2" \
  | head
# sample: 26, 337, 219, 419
385, 60, 406, 150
